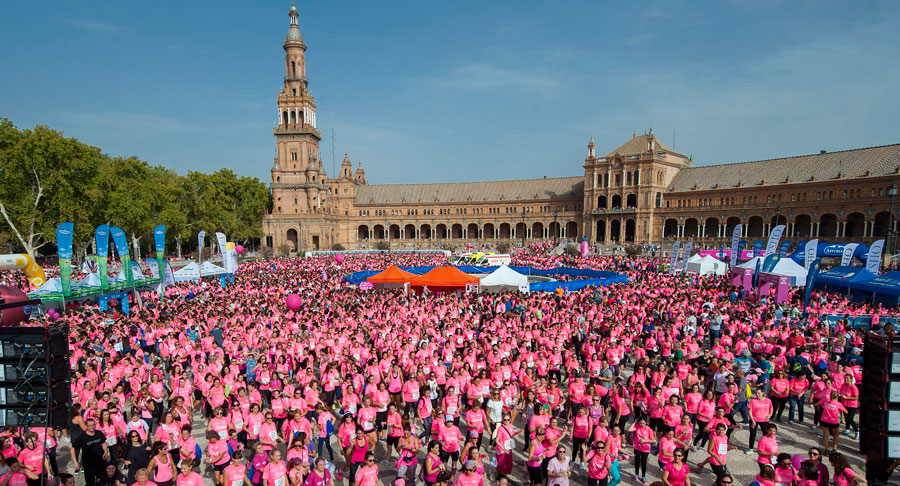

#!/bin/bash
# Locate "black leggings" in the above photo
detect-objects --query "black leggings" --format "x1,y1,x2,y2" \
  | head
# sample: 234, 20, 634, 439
749, 421, 769, 450
588, 477, 609, 486
845, 407, 858, 432
528, 464, 544, 485
694, 421, 710, 447
573, 435, 588, 462
634, 450, 649, 478
772, 396, 788, 420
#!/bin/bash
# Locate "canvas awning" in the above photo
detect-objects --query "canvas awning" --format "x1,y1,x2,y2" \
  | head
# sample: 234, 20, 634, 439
409, 266, 479, 289
366, 265, 416, 284
479, 265, 529, 292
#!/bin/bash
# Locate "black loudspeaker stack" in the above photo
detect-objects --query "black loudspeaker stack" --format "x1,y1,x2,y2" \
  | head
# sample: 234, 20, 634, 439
0, 325, 70, 427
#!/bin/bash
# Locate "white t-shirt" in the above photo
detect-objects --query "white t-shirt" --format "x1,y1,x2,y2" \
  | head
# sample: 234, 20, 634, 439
486, 400, 504, 423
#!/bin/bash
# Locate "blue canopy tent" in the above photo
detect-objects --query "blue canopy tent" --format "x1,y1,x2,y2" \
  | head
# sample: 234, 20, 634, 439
851, 271, 900, 306
812, 266, 876, 295
790, 242, 869, 266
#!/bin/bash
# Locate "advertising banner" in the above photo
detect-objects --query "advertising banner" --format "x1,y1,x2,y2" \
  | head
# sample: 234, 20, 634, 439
729, 224, 742, 266
753, 240, 764, 257
682, 242, 694, 271
766, 225, 785, 256
804, 239, 818, 270
669, 241, 681, 275
154, 225, 166, 294
841, 243, 858, 267
56, 222, 74, 296
95, 224, 110, 289
198, 231, 206, 263
866, 239, 885, 275
110, 226, 133, 286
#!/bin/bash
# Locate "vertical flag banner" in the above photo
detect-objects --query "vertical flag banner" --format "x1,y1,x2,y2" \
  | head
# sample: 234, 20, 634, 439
736, 240, 748, 259
215, 232, 228, 269
154, 225, 166, 295
804, 258, 821, 310
753, 257, 762, 287
682, 242, 694, 271
762, 254, 781, 273
718, 243, 725, 262
866, 239, 885, 275
198, 231, 206, 263
56, 222, 74, 296
778, 240, 791, 258
729, 224, 742, 266
804, 239, 818, 270
841, 243, 858, 267
110, 226, 133, 286
753, 240, 764, 257
765, 224, 785, 256
95, 224, 110, 289
669, 241, 681, 275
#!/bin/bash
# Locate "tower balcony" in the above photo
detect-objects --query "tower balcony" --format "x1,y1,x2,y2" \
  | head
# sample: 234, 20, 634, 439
273, 123, 322, 138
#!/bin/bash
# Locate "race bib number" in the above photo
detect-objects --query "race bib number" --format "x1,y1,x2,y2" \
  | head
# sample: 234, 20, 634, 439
274, 477, 285, 486
253, 425, 261, 435
717, 443, 728, 456
232, 480, 242, 486
447, 406, 457, 415
219, 430, 228, 440
411, 391, 419, 400
363, 421, 373, 430
106, 436, 117, 446
505, 439, 515, 450
269, 430, 278, 441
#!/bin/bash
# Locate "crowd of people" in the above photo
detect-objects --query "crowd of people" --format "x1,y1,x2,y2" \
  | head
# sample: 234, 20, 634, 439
1, 245, 896, 486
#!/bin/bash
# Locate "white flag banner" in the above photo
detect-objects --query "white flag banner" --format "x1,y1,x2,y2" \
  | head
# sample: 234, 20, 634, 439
840, 243, 858, 267
669, 241, 681, 275
729, 224, 742, 267
804, 239, 818, 270
682, 242, 694, 271
765, 224, 785, 257
866, 239, 885, 275
197, 231, 206, 263
215, 232, 227, 263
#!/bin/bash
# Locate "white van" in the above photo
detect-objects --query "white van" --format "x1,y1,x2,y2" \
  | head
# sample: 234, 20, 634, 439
481, 254, 511, 266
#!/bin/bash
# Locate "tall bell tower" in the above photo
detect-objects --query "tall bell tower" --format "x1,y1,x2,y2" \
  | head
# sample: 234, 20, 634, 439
271, 3, 325, 215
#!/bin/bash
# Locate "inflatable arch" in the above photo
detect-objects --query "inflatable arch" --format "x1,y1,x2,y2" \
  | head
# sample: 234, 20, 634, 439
0, 254, 47, 287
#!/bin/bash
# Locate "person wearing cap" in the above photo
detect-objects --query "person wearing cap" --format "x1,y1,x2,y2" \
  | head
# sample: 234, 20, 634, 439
455, 461, 483, 486
437, 416, 463, 474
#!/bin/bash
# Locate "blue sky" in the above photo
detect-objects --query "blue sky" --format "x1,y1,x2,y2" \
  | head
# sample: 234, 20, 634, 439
1, 1, 898, 184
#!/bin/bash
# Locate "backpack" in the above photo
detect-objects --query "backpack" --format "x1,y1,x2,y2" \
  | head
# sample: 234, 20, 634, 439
790, 359, 804, 376
194, 443, 203, 467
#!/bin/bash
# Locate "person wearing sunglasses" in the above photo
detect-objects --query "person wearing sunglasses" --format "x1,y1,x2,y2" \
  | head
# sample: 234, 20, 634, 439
354, 452, 379, 486
773, 453, 798, 486
713, 473, 734, 486
454, 460, 483, 486
123, 431, 151, 485
661, 447, 689, 486
526, 428, 547, 486
581, 440, 611, 486
805, 448, 829, 486
547, 446, 572, 486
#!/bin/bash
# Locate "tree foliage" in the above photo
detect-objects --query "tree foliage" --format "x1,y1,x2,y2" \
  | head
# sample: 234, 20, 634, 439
0, 118, 271, 260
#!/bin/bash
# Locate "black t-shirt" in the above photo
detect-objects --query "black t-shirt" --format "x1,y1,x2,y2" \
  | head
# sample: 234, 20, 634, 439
73, 430, 107, 463
96, 472, 127, 486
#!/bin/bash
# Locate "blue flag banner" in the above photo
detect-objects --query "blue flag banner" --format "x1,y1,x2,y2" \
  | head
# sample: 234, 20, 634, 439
737, 240, 747, 257
57, 222, 74, 296
110, 226, 133, 286
95, 224, 110, 289
778, 240, 791, 258
753, 240, 764, 257
804, 258, 821, 310
762, 254, 781, 273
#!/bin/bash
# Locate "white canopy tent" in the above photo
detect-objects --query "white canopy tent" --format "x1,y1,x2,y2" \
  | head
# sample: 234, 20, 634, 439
479, 265, 529, 293
174, 262, 201, 282
200, 261, 228, 277
737, 256, 764, 269
686, 255, 727, 276
763, 258, 809, 286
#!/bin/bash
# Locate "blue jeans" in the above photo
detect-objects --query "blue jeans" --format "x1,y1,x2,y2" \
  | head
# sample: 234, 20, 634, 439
709, 329, 721, 346
788, 394, 805, 423
733, 401, 749, 424
317, 436, 334, 461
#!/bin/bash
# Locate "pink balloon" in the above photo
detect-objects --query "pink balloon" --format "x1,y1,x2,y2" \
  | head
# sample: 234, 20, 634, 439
791, 454, 804, 470
235, 245, 244, 255
286, 294, 301, 311
334, 254, 344, 264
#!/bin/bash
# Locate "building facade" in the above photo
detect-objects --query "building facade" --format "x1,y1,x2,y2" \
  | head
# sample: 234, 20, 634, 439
262, 7, 900, 253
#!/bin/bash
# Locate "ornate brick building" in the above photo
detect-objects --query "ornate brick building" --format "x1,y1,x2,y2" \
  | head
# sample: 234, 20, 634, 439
262, 6, 900, 253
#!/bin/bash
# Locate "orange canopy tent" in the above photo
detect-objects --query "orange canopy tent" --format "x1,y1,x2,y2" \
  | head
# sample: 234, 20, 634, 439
366, 265, 416, 286
408, 266, 479, 291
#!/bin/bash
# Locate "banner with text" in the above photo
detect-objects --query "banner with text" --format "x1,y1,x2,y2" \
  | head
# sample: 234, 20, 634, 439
110, 226, 133, 286
866, 239, 885, 275
94, 224, 110, 289
729, 224, 742, 266
56, 222, 74, 296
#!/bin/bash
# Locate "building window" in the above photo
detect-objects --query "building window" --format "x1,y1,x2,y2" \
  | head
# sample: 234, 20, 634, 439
291, 152, 297, 161
615, 174, 622, 186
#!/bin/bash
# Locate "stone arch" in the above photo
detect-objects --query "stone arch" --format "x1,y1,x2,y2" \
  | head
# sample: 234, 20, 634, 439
725, 217, 741, 238
483, 223, 495, 239
596, 220, 606, 242
611, 194, 622, 208
747, 216, 764, 237
420, 224, 432, 239
404, 224, 416, 239
845, 212, 865, 238
794, 215, 812, 238
625, 219, 636, 242
626, 193, 637, 208
373, 224, 385, 239
389, 224, 401, 239
451, 224, 463, 239
705, 217, 720, 238
684, 218, 699, 238
598, 195, 607, 209
819, 213, 838, 237
873, 211, 890, 237
549, 221, 561, 239
664, 218, 678, 238
287, 228, 299, 250
436, 224, 448, 239
499, 223, 511, 239
610, 220, 621, 242
515, 222, 527, 239
355, 226, 367, 241
566, 221, 578, 239
532, 222, 544, 239
467, 223, 479, 239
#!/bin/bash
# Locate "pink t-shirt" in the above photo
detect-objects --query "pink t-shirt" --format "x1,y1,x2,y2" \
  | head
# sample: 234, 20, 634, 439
633, 425, 654, 453
663, 462, 689, 486
354, 465, 379, 486
820, 400, 847, 424
262, 461, 287, 486
207, 440, 230, 466
175, 472, 204, 486
757, 435, 778, 464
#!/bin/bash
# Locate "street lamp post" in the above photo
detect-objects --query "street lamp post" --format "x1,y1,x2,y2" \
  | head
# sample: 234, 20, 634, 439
553, 209, 559, 244
888, 184, 898, 255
